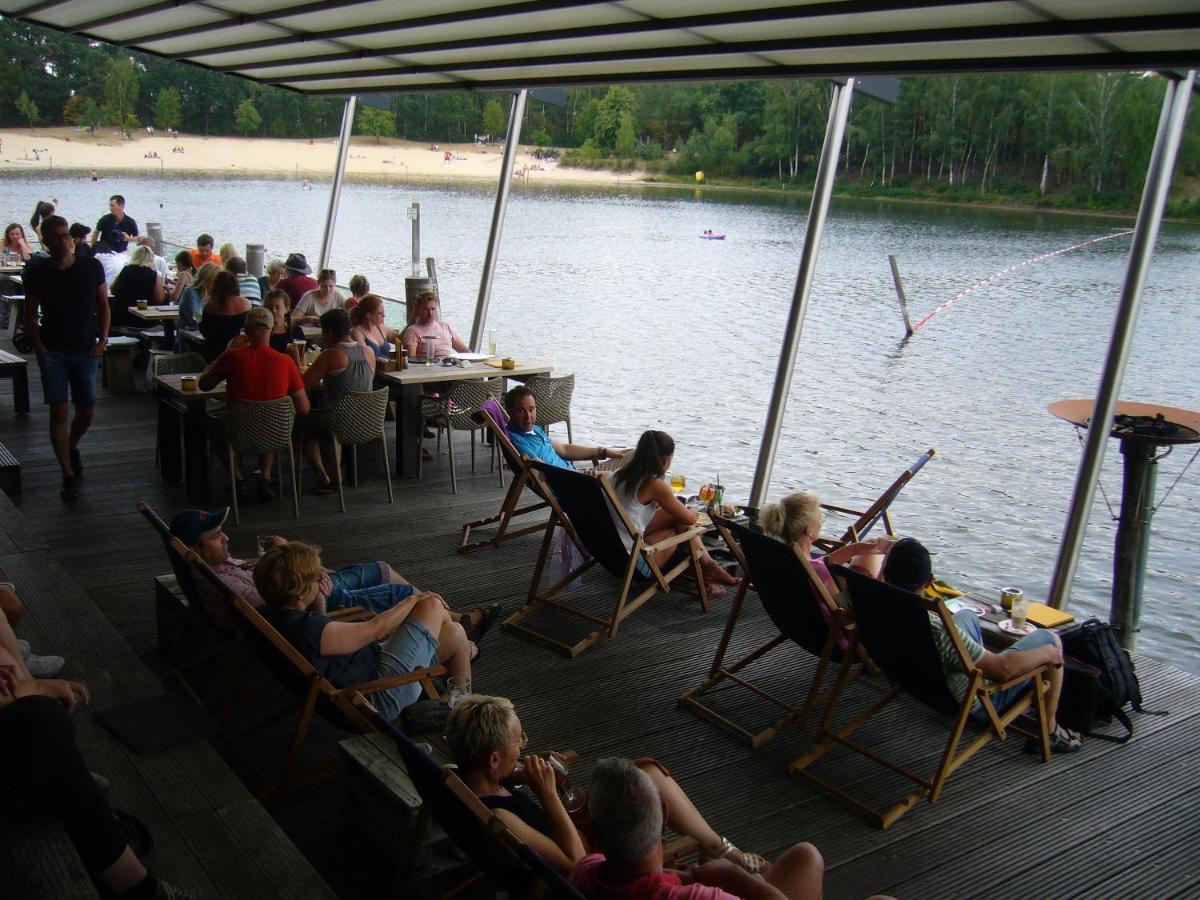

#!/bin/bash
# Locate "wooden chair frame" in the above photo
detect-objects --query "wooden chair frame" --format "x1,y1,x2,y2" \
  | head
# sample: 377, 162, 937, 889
172, 538, 446, 801
460, 413, 556, 553
812, 447, 935, 553
790, 566, 1054, 829
678, 516, 875, 748
503, 462, 709, 657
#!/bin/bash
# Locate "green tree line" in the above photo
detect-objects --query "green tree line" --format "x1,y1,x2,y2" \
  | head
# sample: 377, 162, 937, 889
3, 16, 1197, 212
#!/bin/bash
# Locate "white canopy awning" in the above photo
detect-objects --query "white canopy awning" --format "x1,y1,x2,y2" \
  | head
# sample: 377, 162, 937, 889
1, 0, 1197, 95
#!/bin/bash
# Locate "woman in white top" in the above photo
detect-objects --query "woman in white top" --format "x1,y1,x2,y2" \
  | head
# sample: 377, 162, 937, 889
293, 267, 345, 325
609, 430, 740, 596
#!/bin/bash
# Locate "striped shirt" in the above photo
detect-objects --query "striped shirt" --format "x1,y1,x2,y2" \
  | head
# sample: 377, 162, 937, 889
929, 611, 985, 703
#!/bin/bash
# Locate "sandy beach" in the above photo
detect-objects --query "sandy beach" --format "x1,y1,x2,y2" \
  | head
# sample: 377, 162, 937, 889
0, 126, 638, 186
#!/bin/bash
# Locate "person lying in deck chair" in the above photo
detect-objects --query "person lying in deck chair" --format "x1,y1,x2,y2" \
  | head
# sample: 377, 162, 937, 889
505, 385, 628, 470
882, 537, 1082, 754
254, 541, 473, 722
446, 694, 769, 880
169, 507, 500, 647
572, 757, 826, 900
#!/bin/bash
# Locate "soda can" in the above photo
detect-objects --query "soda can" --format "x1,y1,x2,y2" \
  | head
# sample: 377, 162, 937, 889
1000, 587, 1022, 612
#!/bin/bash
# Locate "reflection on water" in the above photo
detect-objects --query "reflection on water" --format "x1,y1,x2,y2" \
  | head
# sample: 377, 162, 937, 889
3, 174, 1197, 671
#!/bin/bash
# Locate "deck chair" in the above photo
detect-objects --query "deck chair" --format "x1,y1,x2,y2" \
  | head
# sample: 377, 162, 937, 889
352, 696, 574, 899
790, 563, 1054, 828
459, 410, 556, 553
814, 448, 935, 553
172, 538, 446, 801
678, 516, 874, 748
137, 501, 242, 713
503, 461, 709, 657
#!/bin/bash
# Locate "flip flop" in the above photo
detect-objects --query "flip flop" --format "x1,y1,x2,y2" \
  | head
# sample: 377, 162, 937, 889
462, 601, 503, 644
468, 640, 480, 662
714, 836, 769, 874
308, 481, 337, 496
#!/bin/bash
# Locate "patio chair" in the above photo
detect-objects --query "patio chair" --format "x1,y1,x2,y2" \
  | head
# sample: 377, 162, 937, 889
221, 396, 301, 523
419, 378, 504, 494
326, 386, 394, 512
678, 516, 874, 748
172, 538, 445, 801
527, 373, 575, 443
814, 448, 935, 553
459, 410, 556, 553
503, 461, 709, 657
789, 563, 1054, 829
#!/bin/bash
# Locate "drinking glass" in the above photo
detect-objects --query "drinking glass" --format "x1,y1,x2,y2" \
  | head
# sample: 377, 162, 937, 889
669, 473, 686, 493
698, 483, 715, 503
1009, 595, 1030, 632
448, 675, 471, 707
256, 534, 269, 556
488, 330, 497, 356
423, 336, 437, 365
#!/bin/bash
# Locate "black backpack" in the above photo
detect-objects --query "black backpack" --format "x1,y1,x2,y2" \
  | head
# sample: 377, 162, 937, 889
1056, 618, 1164, 742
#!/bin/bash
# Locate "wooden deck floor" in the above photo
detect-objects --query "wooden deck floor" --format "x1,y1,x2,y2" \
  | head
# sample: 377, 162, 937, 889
1, 361, 1197, 899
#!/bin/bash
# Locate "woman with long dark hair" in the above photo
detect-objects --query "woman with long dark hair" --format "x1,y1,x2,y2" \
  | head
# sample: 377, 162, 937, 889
197, 270, 250, 362
610, 430, 740, 595
3, 222, 33, 262
30, 200, 55, 248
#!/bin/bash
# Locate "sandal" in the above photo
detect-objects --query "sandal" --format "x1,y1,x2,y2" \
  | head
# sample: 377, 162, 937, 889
462, 601, 503, 645
1025, 724, 1083, 755
308, 480, 337, 496
702, 581, 727, 599
713, 836, 768, 874
701, 557, 741, 587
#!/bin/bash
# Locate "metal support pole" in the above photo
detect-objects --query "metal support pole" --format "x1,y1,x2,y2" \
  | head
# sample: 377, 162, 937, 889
747, 79, 856, 512
1111, 442, 1158, 649
411, 202, 420, 277
469, 89, 527, 352
1047, 70, 1195, 610
146, 222, 163, 256
318, 95, 357, 271
245, 244, 265, 277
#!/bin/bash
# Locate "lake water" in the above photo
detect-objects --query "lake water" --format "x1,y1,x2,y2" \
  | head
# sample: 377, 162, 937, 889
4, 172, 1197, 673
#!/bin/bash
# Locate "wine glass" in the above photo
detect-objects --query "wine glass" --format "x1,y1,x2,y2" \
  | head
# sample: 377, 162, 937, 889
669, 473, 686, 493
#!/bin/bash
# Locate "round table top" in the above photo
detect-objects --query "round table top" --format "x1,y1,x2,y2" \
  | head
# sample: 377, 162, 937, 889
1048, 399, 1200, 446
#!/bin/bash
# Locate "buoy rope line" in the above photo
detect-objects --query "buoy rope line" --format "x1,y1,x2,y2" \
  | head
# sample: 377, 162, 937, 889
912, 229, 1135, 332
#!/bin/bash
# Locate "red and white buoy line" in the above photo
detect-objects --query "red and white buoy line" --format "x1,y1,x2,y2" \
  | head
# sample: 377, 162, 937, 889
912, 229, 1135, 332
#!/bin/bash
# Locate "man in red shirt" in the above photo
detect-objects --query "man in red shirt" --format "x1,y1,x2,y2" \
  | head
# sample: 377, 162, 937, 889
199, 306, 310, 500
276, 252, 319, 307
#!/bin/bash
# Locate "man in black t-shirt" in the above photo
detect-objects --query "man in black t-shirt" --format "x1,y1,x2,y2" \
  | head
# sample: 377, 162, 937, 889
24, 215, 110, 501
90, 194, 137, 253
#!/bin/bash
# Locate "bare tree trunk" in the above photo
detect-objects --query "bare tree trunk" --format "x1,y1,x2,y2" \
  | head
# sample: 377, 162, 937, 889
860, 140, 871, 177
1040, 153, 1050, 196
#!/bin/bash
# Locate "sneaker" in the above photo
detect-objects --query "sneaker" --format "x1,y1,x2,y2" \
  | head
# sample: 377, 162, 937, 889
24, 651, 66, 678
91, 771, 110, 791
61, 475, 80, 500
257, 478, 275, 502
70, 448, 83, 477
151, 879, 215, 900
15, 637, 30, 655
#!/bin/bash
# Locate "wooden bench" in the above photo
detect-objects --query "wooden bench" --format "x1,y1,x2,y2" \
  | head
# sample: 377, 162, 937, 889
0, 348, 29, 414
0, 442, 19, 496
102, 335, 140, 394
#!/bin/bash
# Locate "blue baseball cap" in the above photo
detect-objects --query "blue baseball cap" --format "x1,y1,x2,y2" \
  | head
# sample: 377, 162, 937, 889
169, 507, 229, 546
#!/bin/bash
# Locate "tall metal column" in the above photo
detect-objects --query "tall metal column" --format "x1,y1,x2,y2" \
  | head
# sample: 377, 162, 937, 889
318, 95, 357, 271
469, 89, 527, 352
748, 79, 856, 512
1047, 70, 1195, 610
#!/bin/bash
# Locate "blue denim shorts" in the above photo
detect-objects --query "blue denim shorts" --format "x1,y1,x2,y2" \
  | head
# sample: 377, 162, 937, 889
38, 350, 99, 407
967, 620, 1058, 721
326, 562, 414, 616
373, 617, 440, 721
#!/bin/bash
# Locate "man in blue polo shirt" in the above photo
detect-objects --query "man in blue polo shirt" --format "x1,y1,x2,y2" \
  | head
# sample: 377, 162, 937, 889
504, 385, 627, 470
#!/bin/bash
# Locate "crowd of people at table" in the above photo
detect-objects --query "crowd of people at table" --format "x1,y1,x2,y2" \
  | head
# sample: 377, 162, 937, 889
3, 190, 1077, 900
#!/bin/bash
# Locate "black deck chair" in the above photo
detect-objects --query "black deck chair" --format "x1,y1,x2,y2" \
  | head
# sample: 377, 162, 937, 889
678, 516, 874, 748
460, 409, 557, 553
168, 537, 445, 801
138, 501, 242, 713
352, 696, 581, 899
503, 461, 709, 657
790, 563, 1054, 828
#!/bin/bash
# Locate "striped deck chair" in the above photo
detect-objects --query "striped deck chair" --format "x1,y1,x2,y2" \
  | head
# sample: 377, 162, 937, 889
790, 563, 1054, 828
678, 516, 875, 748
503, 461, 709, 657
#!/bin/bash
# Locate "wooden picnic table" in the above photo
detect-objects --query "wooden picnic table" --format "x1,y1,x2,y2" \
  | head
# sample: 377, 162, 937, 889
155, 372, 225, 504
379, 359, 552, 478
127, 303, 179, 349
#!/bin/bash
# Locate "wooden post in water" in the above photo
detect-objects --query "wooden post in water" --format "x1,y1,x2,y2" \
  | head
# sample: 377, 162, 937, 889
888, 254, 915, 337
146, 222, 163, 256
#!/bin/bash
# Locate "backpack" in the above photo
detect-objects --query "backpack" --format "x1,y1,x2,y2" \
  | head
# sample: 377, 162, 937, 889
1056, 618, 1164, 742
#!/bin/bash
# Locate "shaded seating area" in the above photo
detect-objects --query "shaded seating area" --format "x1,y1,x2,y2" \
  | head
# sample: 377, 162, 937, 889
503, 461, 709, 657
790, 563, 1054, 829
679, 516, 874, 749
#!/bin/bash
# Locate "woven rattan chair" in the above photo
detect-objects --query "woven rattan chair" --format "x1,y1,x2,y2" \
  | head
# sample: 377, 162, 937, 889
223, 397, 300, 523
419, 378, 503, 494
527, 373, 575, 443
327, 387, 394, 513
152, 350, 206, 377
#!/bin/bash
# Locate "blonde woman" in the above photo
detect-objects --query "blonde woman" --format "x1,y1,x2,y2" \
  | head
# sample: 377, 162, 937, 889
110, 245, 165, 328
346, 273, 370, 310
293, 268, 345, 325
218, 242, 237, 269
759, 491, 895, 592
176, 261, 220, 347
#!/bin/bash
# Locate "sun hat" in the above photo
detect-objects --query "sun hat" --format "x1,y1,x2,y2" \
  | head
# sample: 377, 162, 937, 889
284, 252, 311, 274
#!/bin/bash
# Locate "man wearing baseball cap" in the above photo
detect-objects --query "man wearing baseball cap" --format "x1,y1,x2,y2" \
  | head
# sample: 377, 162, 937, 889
199, 306, 310, 501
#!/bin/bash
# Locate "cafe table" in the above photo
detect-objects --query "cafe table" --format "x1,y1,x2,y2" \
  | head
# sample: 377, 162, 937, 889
155, 372, 225, 504
128, 303, 180, 349
380, 359, 552, 478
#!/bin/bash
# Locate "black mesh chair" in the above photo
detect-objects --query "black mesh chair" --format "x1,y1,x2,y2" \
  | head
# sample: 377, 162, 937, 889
353, 697, 584, 899
502, 461, 709, 657
679, 517, 872, 748
790, 563, 1054, 828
